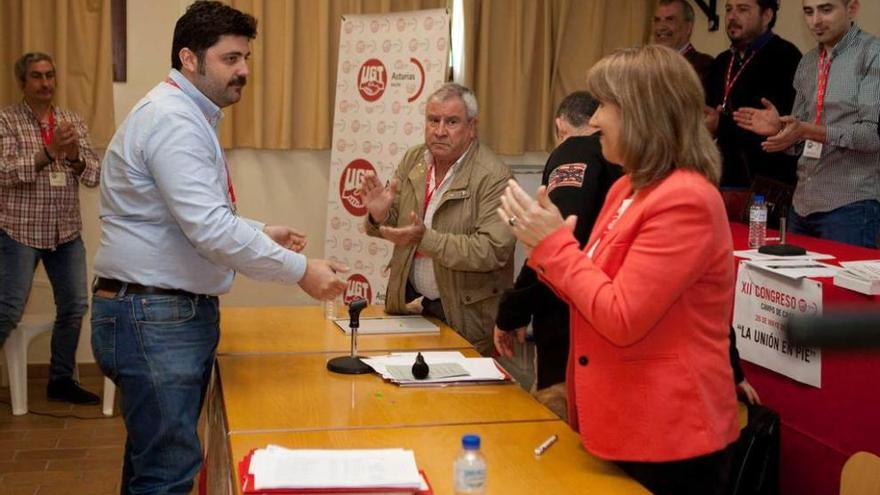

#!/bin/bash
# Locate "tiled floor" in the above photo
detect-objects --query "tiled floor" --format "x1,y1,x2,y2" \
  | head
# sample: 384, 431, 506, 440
0, 372, 124, 495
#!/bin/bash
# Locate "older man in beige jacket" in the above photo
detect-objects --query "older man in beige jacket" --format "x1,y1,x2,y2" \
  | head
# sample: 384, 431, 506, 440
360, 83, 515, 355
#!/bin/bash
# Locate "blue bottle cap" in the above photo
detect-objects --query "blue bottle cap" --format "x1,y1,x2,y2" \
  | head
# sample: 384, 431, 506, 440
462, 434, 480, 449
754, 194, 765, 204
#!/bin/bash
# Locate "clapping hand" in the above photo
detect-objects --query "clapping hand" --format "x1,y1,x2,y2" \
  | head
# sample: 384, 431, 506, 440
497, 180, 576, 250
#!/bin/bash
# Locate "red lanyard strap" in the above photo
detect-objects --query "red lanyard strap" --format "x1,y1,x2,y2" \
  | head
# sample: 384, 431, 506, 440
722, 51, 757, 112
815, 50, 832, 125
40, 110, 55, 146
164, 77, 237, 210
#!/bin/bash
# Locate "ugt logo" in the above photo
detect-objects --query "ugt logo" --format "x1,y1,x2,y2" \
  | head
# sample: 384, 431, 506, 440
338, 159, 377, 216
357, 58, 387, 102
345, 274, 373, 304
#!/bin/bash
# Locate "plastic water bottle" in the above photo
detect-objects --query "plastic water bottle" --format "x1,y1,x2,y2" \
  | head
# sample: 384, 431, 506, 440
324, 296, 342, 320
749, 194, 768, 248
454, 434, 486, 494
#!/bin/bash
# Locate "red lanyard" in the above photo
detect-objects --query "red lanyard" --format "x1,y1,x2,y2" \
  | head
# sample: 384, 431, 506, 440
815, 50, 832, 125
40, 110, 55, 146
415, 162, 448, 258
164, 77, 237, 211
722, 51, 757, 112
422, 163, 439, 217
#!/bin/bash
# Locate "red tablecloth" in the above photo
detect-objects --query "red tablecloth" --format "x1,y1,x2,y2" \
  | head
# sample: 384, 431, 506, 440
731, 223, 880, 495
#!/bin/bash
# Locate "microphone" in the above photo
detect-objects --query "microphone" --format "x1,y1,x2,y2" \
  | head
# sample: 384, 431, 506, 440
411, 352, 429, 379
327, 297, 373, 374
348, 298, 368, 328
787, 309, 880, 348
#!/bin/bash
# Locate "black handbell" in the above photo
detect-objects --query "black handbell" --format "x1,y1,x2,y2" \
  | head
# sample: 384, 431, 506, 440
411, 352, 429, 379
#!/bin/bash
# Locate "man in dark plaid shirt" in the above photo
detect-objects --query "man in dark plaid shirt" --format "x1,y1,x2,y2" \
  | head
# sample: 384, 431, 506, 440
0, 52, 101, 404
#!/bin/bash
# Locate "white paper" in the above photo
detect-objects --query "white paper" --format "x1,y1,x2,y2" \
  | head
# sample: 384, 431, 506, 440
361, 351, 507, 385
249, 445, 422, 490
334, 316, 439, 335
734, 249, 836, 261
745, 259, 841, 279
837, 260, 880, 280
733, 263, 822, 387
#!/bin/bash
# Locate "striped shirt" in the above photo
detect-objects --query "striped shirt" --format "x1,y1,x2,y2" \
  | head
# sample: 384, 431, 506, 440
0, 102, 100, 249
791, 24, 880, 216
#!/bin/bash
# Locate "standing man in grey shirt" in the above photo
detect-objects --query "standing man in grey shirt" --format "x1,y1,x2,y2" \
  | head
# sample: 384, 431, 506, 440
734, 0, 879, 247
91, 2, 346, 493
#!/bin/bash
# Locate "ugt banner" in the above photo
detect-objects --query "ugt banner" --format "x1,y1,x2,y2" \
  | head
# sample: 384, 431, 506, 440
324, 9, 450, 305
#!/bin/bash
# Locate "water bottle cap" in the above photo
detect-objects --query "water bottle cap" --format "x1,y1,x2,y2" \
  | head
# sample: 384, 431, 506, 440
754, 194, 765, 204
462, 434, 480, 449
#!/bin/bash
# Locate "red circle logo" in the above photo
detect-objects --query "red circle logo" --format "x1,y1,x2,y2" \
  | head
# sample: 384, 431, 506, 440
338, 159, 376, 216
345, 274, 373, 304
357, 58, 387, 102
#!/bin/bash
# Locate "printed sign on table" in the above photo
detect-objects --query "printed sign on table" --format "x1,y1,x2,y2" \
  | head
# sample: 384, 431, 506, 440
324, 9, 450, 305
733, 263, 823, 387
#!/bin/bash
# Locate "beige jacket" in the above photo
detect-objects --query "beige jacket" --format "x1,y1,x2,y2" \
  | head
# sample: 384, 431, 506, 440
366, 142, 515, 354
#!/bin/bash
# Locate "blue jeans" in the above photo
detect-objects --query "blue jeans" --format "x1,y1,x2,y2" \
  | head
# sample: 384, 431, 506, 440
0, 231, 88, 380
790, 200, 880, 248
91, 292, 220, 495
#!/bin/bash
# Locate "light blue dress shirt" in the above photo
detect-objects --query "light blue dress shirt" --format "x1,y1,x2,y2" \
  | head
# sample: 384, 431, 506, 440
94, 70, 306, 295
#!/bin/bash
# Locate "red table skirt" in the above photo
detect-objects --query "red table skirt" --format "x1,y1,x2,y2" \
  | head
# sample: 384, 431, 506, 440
731, 223, 880, 495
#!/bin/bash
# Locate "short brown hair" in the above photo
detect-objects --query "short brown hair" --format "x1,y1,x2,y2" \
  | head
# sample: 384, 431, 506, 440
585, 45, 720, 189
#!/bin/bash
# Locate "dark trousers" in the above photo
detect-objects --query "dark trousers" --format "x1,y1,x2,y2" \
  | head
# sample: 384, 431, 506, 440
616, 442, 736, 495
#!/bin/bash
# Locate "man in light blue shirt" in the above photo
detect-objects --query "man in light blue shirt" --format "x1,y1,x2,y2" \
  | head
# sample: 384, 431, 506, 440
91, 2, 346, 493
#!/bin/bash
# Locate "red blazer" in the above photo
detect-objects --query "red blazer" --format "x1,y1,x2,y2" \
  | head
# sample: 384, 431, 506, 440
528, 169, 740, 462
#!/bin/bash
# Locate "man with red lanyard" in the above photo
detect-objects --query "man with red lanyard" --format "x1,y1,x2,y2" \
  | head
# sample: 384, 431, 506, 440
704, 0, 801, 217
91, 2, 346, 493
360, 83, 515, 355
0, 52, 101, 405
734, 0, 879, 248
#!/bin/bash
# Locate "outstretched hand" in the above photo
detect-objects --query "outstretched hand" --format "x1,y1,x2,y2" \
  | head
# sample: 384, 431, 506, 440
732, 98, 782, 137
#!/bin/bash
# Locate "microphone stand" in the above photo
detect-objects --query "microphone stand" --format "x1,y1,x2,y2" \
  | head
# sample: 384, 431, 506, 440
758, 213, 806, 256
327, 298, 373, 374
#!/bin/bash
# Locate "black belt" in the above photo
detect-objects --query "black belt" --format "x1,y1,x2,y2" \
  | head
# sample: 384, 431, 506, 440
93, 277, 198, 298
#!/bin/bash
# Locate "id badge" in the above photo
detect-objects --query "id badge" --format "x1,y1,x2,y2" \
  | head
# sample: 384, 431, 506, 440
803, 140, 823, 159
49, 171, 66, 187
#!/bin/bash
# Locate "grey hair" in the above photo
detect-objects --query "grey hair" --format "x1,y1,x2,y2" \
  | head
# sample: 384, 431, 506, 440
14, 52, 54, 83
428, 83, 479, 120
658, 0, 695, 24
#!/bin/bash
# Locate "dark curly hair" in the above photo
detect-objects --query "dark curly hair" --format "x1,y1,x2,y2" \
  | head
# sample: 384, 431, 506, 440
171, 1, 257, 72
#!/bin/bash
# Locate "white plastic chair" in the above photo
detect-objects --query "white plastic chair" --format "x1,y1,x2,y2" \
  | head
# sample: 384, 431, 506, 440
2, 314, 116, 416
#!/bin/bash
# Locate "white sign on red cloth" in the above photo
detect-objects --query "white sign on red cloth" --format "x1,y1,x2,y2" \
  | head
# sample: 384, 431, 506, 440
324, 9, 450, 304
733, 263, 823, 387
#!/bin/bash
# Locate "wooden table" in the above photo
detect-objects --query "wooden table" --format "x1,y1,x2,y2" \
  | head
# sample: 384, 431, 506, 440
218, 306, 472, 355
227, 421, 650, 495
217, 352, 558, 434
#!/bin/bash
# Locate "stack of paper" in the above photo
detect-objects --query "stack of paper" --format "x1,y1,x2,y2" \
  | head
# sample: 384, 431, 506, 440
332, 316, 439, 335
745, 259, 841, 280
834, 260, 880, 295
240, 445, 431, 494
361, 351, 510, 386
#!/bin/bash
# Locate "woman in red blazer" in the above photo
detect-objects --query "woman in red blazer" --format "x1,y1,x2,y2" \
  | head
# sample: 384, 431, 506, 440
499, 45, 740, 494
